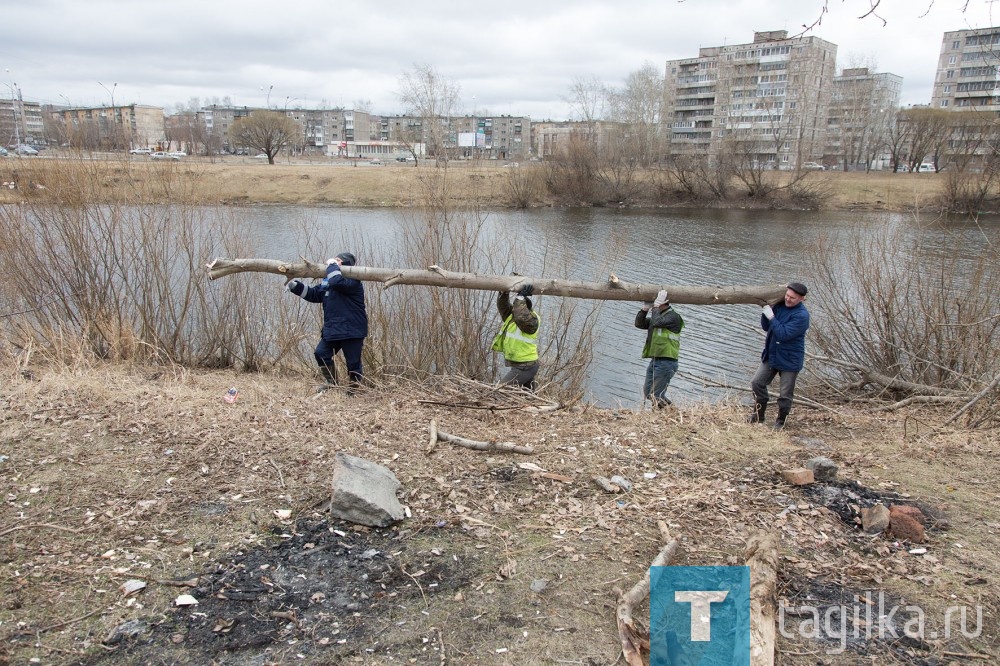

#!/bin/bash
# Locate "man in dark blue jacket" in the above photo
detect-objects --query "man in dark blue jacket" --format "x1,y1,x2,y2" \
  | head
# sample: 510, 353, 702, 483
748, 282, 810, 430
286, 252, 368, 393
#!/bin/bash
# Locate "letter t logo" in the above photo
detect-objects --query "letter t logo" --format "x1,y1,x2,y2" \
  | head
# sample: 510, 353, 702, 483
675, 590, 729, 641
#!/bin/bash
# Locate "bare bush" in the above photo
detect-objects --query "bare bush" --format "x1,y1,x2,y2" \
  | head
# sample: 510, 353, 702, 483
807, 221, 999, 420
503, 165, 543, 208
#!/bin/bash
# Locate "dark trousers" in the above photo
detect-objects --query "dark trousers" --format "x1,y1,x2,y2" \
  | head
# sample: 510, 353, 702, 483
501, 360, 539, 390
315, 337, 364, 384
751, 361, 798, 415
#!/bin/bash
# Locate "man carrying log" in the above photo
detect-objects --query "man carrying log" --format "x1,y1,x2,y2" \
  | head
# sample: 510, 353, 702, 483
286, 252, 368, 394
491, 284, 540, 389
635, 289, 684, 408
748, 282, 810, 430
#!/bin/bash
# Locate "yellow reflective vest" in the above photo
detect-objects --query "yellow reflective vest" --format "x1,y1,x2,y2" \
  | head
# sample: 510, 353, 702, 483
491, 313, 539, 362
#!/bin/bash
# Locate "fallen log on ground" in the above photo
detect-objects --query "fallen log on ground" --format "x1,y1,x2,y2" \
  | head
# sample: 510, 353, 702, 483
432, 428, 534, 454
746, 530, 779, 666
615, 521, 680, 666
206, 257, 786, 305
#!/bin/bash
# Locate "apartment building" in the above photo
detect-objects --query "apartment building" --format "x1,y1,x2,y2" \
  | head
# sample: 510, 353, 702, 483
931, 27, 1000, 111
824, 67, 902, 170
1, 98, 44, 146
48, 104, 165, 149
663, 30, 837, 169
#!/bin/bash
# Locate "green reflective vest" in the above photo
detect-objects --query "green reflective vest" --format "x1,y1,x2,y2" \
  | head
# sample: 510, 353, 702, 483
492, 314, 539, 362
642, 320, 683, 359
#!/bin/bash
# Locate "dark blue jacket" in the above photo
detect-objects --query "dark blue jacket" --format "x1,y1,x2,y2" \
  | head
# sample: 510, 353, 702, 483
294, 264, 368, 340
760, 301, 809, 372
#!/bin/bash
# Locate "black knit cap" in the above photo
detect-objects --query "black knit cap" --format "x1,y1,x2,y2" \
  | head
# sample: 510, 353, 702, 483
787, 282, 808, 296
336, 252, 357, 266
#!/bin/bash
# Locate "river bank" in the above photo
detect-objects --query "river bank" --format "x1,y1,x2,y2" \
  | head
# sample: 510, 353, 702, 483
0, 154, 948, 212
1, 364, 997, 664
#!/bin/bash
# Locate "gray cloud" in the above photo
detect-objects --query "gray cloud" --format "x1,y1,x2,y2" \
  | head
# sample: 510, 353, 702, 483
2, 0, 997, 117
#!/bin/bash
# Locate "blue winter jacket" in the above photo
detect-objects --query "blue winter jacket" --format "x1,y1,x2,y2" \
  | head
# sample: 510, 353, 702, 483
760, 301, 809, 372
296, 264, 368, 341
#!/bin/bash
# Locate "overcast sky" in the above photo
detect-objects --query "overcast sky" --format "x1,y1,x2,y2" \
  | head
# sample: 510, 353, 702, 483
2, 0, 998, 119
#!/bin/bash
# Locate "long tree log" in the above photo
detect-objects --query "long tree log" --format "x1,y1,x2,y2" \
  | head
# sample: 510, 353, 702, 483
206, 257, 786, 305
616, 521, 680, 666
746, 530, 779, 666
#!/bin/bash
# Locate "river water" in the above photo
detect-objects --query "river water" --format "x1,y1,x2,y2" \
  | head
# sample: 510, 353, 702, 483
234, 205, 999, 407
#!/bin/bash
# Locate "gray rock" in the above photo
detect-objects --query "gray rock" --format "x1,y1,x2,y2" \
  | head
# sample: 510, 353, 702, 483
530, 579, 549, 593
609, 475, 632, 492
104, 619, 147, 645
330, 452, 404, 527
805, 457, 839, 482
861, 504, 890, 534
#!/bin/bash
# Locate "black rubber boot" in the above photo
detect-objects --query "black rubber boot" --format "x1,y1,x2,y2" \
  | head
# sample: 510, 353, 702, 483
772, 408, 789, 431
346, 372, 362, 397
318, 364, 337, 390
747, 400, 766, 424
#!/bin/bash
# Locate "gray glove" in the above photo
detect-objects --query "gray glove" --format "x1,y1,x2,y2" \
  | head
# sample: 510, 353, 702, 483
286, 279, 305, 296
762, 304, 775, 320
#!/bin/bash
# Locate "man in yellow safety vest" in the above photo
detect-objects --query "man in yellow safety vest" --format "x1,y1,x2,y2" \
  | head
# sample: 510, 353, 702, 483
491, 284, 540, 389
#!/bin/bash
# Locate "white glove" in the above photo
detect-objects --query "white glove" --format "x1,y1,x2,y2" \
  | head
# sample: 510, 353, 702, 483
641, 302, 653, 312
653, 290, 669, 308
762, 304, 775, 320
326, 257, 340, 265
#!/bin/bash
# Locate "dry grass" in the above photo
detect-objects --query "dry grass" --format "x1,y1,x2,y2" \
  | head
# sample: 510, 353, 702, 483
1, 364, 997, 664
0, 155, 947, 211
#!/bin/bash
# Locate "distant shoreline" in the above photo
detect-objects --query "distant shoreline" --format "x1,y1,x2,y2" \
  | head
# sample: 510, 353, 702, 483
0, 154, 953, 213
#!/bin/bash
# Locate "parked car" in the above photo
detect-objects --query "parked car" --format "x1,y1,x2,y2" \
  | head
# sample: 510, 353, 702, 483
253, 153, 269, 159
150, 151, 180, 161
396, 155, 415, 162
129, 147, 152, 155
369, 159, 383, 165
895, 164, 910, 173
918, 163, 935, 173
801, 161, 825, 171
168, 151, 187, 158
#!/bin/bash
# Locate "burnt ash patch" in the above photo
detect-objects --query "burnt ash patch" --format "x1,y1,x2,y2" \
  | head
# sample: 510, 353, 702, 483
780, 573, 955, 665
97, 518, 472, 665
800, 480, 946, 532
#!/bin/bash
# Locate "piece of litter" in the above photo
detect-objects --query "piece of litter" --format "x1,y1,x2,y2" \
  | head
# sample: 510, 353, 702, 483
643, 472, 657, 479
908, 548, 928, 555
273, 509, 292, 520
120, 579, 147, 596
175, 594, 198, 606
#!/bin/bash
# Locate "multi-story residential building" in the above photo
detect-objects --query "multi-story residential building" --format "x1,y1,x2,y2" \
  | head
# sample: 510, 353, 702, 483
202, 105, 252, 149
663, 30, 837, 169
824, 67, 902, 170
531, 120, 622, 159
384, 114, 529, 160
47, 104, 165, 149
931, 27, 1000, 111
1, 97, 44, 146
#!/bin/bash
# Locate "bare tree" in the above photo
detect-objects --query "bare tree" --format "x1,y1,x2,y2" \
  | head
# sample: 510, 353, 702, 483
565, 75, 608, 134
397, 64, 460, 164
608, 62, 665, 167
229, 111, 299, 164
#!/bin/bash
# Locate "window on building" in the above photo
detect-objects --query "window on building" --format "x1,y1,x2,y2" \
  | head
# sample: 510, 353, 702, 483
947, 70, 955, 78
941, 100, 949, 107
953, 40, 960, 49
949, 56, 957, 65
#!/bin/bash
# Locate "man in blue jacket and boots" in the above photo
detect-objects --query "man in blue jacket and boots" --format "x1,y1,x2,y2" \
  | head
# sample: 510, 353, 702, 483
748, 282, 810, 430
286, 252, 368, 394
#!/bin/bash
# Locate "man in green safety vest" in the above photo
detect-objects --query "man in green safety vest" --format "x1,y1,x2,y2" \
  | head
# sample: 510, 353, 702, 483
635, 289, 684, 408
492, 284, 540, 389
